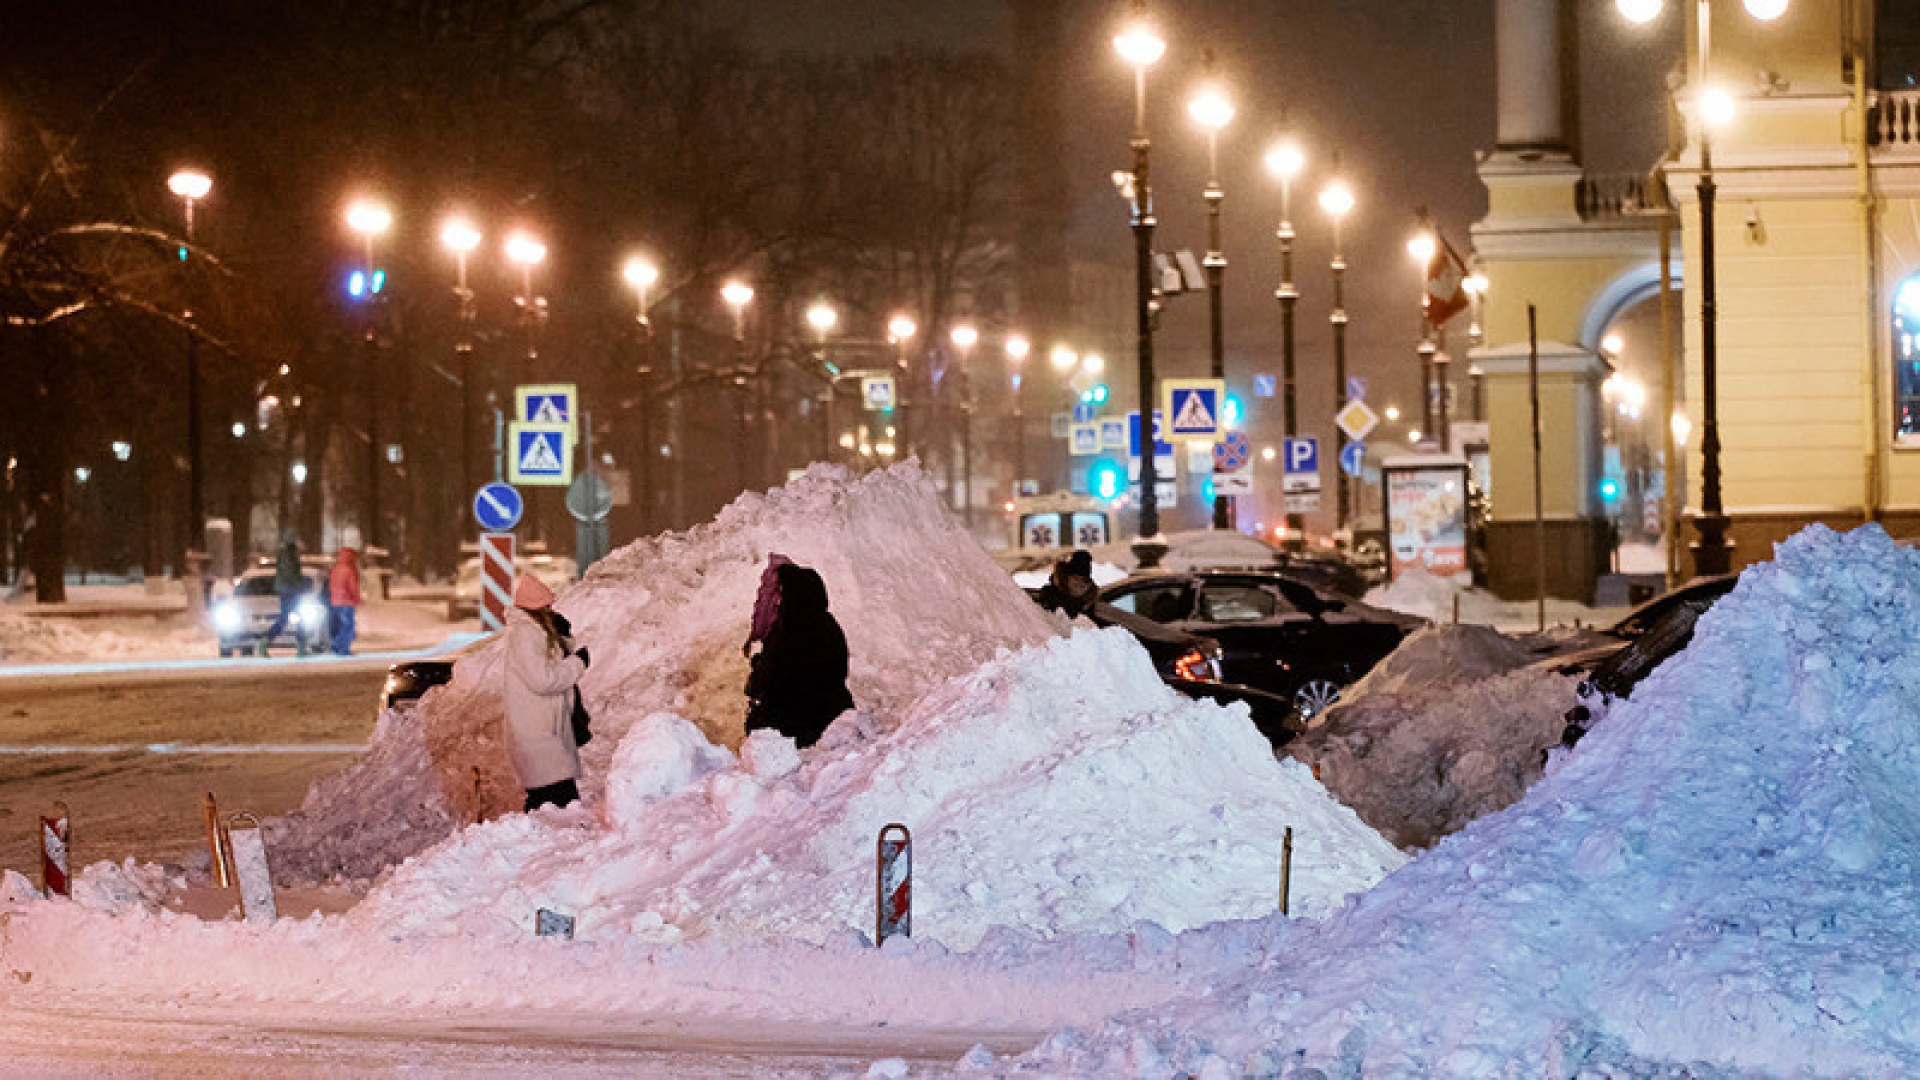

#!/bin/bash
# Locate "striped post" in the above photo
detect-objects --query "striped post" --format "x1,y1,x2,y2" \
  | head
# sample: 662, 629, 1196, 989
479, 532, 516, 631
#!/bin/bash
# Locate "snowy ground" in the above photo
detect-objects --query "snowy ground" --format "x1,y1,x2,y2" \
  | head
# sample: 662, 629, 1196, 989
4, 469, 1916, 1075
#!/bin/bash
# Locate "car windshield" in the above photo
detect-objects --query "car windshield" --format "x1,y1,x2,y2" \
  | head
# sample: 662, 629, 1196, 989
234, 572, 322, 598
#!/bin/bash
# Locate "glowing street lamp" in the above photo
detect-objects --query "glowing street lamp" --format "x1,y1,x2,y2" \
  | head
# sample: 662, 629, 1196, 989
1409, 228, 1441, 445
623, 254, 662, 530
951, 324, 980, 525
1320, 174, 1356, 535
168, 168, 212, 566
346, 197, 391, 551
1190, 78, 1235, 529
441, 217, 483, 492
721, 281, 756, 490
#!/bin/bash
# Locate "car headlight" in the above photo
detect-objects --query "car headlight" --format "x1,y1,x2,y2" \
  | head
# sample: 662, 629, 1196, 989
295, 599, 327, 628
212, 603, 243, 633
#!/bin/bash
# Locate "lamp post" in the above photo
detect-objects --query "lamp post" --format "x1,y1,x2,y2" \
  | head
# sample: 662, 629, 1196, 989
346, 198, 391, 552
808, 300, 840, 465
1407, 228, 1439, 449
1005, 333, 1031, 499
722, 282, 755, 492
1189, 80, 1234, 530
441, 217, 482, 495
167, 169, 211, 574
1319, 176, 1355, 539
887, 313, 916, 459
1265, 141, 1306, 546
1114, 8, 1167, 565
950, 324, 980, 526
622, 255, 659, 532
504, 231, 548, 367
1618, 0, 1787, 575
1464, 268, 1489, 422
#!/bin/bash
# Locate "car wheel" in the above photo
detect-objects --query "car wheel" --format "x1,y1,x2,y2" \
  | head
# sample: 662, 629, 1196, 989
1292, 678, 1343, 724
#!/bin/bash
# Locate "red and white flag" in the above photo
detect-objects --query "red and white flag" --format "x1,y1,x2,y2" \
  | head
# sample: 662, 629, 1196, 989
1423, 235, 1471, 330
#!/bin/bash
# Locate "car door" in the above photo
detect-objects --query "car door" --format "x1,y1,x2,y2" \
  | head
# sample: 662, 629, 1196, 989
1102, 579, 1198, 625
1186, 576, 1311, 694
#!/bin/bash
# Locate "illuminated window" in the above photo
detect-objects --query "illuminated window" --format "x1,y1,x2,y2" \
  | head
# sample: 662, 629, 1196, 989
1896, 274, 1920, 437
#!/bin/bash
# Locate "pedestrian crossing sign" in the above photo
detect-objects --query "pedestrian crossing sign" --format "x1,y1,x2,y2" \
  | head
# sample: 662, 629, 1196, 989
508, 422, 573, 486
1161, 378, 1225, 442
515, 384, 578, 440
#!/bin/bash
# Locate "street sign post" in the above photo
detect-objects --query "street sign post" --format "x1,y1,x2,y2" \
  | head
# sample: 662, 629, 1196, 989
1340, 440, 1368, 478
1335, 399, 1380, 442
1069, 422, 1100, 456
1213, 431, 1252, 473
1214, 471, 1253, 496
1099, 417, 1128, 450
566, 472, 613, 522
479, 532, 515, 631
861, 375, 896, 411
1253, 374, 1277, 398
507, 422, 572, 486
472, 482, 523, 532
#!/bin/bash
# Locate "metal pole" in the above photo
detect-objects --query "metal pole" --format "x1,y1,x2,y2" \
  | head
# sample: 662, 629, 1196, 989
1278, 178, 1302, 544
1691, 0, 1730, 575
1530, 304, 1546, 632
456, 253, 476, 501
1204, 128, 1229, 530
1436, 328, 1452, 454
637, 316, 654, 534
1331, 218, 1350, 537
181, 198, 204, 580
1418, 337, 1437, 446
363, 234, 381, 553
1130, 60, 1163, 563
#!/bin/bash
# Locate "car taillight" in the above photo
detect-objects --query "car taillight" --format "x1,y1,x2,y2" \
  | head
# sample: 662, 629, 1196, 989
1174, 647, 1220, 683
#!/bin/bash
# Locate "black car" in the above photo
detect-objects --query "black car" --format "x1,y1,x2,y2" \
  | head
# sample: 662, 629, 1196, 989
1558, 574, 1739, 748
1531, 574, 1740, 677
1099, 570, 1422, 721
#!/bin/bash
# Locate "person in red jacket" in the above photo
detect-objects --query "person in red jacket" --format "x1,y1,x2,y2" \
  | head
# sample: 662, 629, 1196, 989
328, 547, 362, 655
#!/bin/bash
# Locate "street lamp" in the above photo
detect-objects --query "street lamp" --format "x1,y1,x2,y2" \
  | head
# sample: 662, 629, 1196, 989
1319, 175, 1355, 538
950, 324, 980, 527
1617, 0, 1788, 575
504, 230, 548, 365
346, 197, 391, 552
441, 217, 482, 496
722, 282, 756, 490
167, 168, 211, 575
623, 255, 660, 531
1266, 139, 1306, 545
1005, 333, 1030, 498
1408, 228, 1440, 447
1189, 79, 1234, 530
1115, 4, 1167, 564
887, 314, 917, 459
1463, 269, 1489, 421
810, 297, 840, 463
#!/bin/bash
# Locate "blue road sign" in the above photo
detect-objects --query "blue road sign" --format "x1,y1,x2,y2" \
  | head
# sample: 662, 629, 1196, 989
1099, 417, 1128, 450
1214, 431, 1252, 472
509, 423, 572, 486
1167, 385, 1222, 439
1072, 401, 1096, 424
1284, 437, 1318, 476
1340, 440, 1367, 478
1253, 374, 1277, 398
1126, 410, 1173, 459
1346, 376, 1368, 402
473, 482, 524, 531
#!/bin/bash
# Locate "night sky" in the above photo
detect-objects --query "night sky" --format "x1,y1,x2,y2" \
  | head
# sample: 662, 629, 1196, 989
712, 0, 1672, 447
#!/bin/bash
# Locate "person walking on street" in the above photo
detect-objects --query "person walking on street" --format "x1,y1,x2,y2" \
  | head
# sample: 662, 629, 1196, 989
504, 573, 590, 811
744, 562, 854, 749
328, 547, 361, 655
260, 538, 303, 653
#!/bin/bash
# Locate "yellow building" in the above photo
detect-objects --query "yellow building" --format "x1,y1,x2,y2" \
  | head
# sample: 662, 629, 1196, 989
1473, 0, 1920, 599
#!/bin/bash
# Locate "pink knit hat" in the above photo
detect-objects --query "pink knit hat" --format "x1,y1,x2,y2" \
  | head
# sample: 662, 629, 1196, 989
512, 573, 555, 610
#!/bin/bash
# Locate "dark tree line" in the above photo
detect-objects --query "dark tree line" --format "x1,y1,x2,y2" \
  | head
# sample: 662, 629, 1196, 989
0, 1, 1018, 599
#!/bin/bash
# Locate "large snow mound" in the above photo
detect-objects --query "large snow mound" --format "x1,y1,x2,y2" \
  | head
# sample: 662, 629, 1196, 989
268, 464, 1059, 883
350, 627, 1405, 950
1023, 524, 1920, 1075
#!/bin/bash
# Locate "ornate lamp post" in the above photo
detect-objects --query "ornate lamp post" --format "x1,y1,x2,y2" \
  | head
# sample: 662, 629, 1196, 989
1407, 227, 1440, 449
950, 324, 980, 526
1114, 7, 1167, 565
622, 255, 660, 531
441, 217, 482, 495
1264, 140, 1306, 545
808, 300, 840, 465
1618, 0, 1788, 575
167, 169, 211, 571
345, 198, 391, 551
887, 313, 916, 458
723, 281, 756, 491
1318, 176, 1354, 539
504, 231, 548, 367
1005, 333, 1031, 499
1189, 80, 1234, 530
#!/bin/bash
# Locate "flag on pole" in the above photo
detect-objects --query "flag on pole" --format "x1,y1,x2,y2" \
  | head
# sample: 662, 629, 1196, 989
1423, 231, 1471, 330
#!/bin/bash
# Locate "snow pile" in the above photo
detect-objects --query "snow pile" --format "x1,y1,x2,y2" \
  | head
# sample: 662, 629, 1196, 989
0, 613, 208, 663
1328, 622, 1535, 701
1022, 525, 1920, 1075
350, 627, 1405, 950
268, 464, 1060, 882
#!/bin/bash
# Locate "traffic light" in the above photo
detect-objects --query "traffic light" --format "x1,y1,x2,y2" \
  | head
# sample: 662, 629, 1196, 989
177, 245, 189, 262
1079, 383, 1110, 407
370, 268, 386, 294
1599, 476, 1622, 504
347, 270, 367, 298
1089, 458, 1124, 502
1224, 393, 1244, 428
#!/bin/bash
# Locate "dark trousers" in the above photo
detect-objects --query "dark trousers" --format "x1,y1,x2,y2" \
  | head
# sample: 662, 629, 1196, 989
524, 778, 580, 812
262, 594, 299, 646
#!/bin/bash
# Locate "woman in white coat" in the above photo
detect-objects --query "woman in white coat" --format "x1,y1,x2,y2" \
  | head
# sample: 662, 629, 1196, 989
503, 573, 590, 810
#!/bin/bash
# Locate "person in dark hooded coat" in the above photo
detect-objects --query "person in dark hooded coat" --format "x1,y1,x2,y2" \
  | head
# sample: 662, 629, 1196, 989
744, 563, 854, 748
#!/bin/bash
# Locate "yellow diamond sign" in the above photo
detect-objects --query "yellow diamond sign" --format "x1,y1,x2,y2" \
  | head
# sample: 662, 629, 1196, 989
1335, 398, 1379, 442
